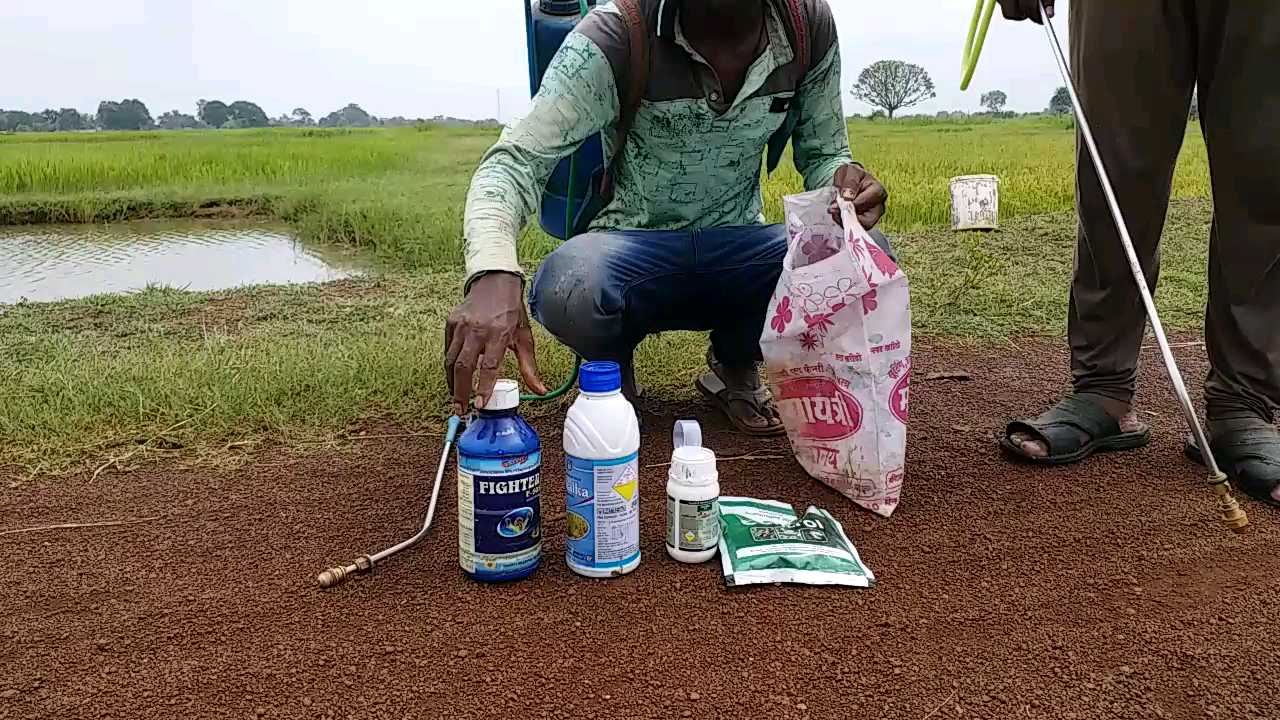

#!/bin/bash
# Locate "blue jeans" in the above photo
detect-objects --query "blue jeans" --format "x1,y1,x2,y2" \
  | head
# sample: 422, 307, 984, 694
529, 224, 895, 368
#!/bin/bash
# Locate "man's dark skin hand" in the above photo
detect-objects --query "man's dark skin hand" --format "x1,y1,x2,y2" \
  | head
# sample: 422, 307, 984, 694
998, 0, 1054, 24
832, 163, 888, 229
445, 271, 547, 414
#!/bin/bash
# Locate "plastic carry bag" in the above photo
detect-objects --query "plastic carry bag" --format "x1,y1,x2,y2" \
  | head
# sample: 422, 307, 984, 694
760, 187, 912, 518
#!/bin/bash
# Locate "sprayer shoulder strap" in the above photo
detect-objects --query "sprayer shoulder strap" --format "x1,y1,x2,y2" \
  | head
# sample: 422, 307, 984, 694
764, 0, 812, 176
601, 0, 649, 198
785, 0, 812, 71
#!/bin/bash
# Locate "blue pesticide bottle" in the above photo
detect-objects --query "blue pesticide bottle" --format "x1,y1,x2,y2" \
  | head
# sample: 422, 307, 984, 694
524, 0, 606, 241
457, 380, 543, 582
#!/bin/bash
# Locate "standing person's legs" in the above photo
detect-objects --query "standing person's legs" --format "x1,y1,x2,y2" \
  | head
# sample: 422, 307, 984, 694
1196, 3, 1280, 421
1067, 0, 1198, 402
1186, 2, 1280, 506
1004, 0, 1197, 462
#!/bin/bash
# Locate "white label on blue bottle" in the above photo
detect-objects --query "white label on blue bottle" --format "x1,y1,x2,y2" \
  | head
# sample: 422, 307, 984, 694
565, 453, 640, 571
458, 451, 542, 579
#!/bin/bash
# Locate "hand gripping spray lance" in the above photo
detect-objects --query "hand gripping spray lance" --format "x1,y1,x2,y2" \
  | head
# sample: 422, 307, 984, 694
961, 0, 1248, 533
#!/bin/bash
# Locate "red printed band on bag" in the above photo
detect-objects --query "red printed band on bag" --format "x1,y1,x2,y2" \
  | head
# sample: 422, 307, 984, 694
776, 377, 863, 441
888, 357, 911, 425
890, 373, 910, 424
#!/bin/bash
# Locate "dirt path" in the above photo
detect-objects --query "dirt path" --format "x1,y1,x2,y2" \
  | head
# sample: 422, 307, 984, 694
2, 339, 1277, 720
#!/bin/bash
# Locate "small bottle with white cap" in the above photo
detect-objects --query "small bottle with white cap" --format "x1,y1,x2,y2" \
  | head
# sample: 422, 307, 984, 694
666, 420, 720, 564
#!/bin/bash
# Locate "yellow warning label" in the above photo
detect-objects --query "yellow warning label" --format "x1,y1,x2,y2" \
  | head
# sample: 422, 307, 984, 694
613, 479, 638, 502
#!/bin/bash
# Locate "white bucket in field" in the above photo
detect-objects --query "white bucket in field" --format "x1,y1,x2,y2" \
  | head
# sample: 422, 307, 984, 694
950, 174, 1000, 230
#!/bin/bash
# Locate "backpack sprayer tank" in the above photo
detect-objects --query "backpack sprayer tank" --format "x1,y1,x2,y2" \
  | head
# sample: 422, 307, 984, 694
525, 0, 607, 241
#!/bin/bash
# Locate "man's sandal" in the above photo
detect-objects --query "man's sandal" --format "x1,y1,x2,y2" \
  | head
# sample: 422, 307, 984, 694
695, 349, 786, 438
1184, 418, 1280, 508
1001, 395, 1151, 465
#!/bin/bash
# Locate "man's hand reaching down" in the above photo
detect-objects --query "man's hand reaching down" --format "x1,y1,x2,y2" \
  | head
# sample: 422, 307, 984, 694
445, 272, 547, 414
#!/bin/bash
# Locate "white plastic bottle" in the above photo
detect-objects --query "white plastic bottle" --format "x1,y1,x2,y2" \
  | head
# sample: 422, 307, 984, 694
563, 361, 642, 578
666, 446, 720, 564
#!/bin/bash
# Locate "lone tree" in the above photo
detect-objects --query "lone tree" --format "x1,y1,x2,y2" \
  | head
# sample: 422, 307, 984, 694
1048, 86, 1072, 115
198, 99, 231, 128
981, 90, 1008, 114
97, 99, 153, 130
850, 60, 936, 119
320, 103, 373, 128
227, 101, 270, 128
291, 107, 313, 126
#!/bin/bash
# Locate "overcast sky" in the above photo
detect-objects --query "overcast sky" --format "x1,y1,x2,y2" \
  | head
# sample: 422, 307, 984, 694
2, 0, 1071, 121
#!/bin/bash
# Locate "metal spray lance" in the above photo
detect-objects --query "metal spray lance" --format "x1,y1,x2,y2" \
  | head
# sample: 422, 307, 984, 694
316, 415, 462, 588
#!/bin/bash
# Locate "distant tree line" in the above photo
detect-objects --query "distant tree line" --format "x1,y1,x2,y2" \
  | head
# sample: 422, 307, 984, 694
0, 107, 92, 132
0, 98, 495, 133
849, 74, 1087, 122
847, 59, 1084, 122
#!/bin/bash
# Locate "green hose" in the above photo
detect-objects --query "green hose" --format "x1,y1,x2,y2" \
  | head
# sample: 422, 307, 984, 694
521, 355, 582, 403
961, 0, 997, 91
525, 0, 590, 403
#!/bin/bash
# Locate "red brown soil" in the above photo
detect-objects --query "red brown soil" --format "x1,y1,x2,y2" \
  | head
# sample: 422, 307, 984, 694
2, 339, 1278, 720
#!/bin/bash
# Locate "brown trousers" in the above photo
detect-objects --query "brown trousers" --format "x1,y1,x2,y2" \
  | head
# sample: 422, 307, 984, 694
1068, 1, 1280, 422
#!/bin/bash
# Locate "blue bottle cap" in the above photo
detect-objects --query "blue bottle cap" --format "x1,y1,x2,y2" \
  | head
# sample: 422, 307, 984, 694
579, 361, 622, 393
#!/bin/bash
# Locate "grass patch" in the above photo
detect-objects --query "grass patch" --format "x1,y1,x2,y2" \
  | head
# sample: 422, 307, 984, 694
2, 119, 1212, 268
900, 199, 1213, 337
1, 200, 1217, 474
0, 119, 1218, 474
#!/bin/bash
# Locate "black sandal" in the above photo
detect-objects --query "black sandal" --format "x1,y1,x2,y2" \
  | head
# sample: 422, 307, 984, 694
695, 348, 785, 438
1184, 418, 1280, 508
1001, 395, 1151, 465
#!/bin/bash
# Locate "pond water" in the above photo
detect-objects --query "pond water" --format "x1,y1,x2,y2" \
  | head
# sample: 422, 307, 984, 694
0, 221, 367, 304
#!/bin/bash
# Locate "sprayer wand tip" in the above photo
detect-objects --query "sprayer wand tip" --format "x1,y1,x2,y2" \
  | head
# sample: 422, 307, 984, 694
316, 556, 374, 589
1210, 473, 1249, 534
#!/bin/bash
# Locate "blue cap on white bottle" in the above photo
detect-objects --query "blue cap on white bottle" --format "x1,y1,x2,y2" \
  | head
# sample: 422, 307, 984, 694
579, 361, 622, 393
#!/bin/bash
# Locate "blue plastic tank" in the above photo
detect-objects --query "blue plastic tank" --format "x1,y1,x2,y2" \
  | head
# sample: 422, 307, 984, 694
524, 0, 606, 240
456, 380, 543, 582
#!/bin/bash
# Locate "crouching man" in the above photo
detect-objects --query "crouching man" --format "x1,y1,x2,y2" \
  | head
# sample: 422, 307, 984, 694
445, 0, 889, 435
